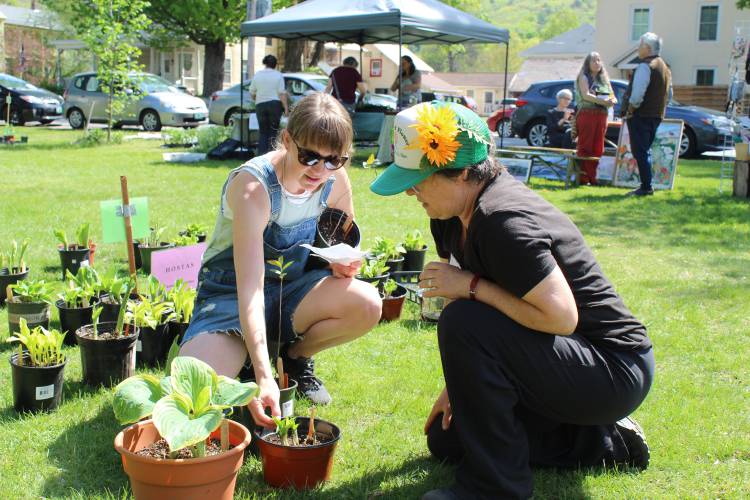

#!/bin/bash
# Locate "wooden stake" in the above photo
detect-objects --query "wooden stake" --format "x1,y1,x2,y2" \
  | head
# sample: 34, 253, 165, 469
306, 407, 317, 444
220, 419, 229, 451
5, 285, 13, 301
276, 357, 286, 389
120, 176, 138, 294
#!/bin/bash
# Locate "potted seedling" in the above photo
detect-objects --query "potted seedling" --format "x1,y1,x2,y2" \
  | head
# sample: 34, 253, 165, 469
113, 356, 258, 499
76, 277, 140, 387
267, 257, 298, 415
170, 233, 198, 247
380, 278, 407, 322
179, 223, 208, 243
8, 318, 67, 413
256, 407, 342, 489
96, 270, 134, 323
54, 223, 92, 279
56, 267, 100, 346
6, 278, 55, 334
401, 229, 429, 272
315, 208, 360, 248
126, 295, 175, 368
370, 237, 406, 273
0, 239, 29, 306
167, 278, 196, 344
356, 257, 390, 292
138, 224, 175, 274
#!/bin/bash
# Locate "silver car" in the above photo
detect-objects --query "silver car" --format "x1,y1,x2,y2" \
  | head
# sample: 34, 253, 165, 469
63, 72, 208, 131
208, 73, 329, 126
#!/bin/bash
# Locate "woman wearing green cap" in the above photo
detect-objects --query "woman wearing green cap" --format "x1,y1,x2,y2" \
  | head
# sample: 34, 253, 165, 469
370, 101, 654, 500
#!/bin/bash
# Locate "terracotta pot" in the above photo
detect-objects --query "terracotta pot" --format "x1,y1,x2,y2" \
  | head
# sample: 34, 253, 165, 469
114, 419, 251, 500
256, 416, 341, 490
88, 242, 97, 266
380, 285, 407, 322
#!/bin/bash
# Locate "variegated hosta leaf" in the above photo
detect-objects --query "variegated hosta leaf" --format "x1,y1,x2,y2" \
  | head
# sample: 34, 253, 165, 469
214, 376, 259, 407
160, 376, 173, 396
170, 356, 215, 412
113, 374, 163, 425
152, 395, 224, 452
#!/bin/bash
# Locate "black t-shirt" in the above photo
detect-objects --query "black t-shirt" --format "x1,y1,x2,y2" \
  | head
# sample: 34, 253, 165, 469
330, 66, 362, 103
546, 108, 570, 147
430, 172, 650, 351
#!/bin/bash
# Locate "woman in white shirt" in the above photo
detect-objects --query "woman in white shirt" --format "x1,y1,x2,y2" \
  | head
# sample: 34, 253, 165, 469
249, 55, 289, 154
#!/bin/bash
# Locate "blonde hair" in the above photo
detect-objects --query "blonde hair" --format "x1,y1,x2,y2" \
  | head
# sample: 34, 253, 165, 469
283, 92, 353, 156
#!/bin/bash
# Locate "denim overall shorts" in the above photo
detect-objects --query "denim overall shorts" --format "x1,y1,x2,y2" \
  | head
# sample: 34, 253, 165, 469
181, 157, 334, 351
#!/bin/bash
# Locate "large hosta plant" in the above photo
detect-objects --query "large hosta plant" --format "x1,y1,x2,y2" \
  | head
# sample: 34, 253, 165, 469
113, 356, 258, 457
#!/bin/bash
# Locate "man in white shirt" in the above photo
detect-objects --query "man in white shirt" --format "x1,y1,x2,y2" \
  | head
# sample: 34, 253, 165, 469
249, 55, 289, 155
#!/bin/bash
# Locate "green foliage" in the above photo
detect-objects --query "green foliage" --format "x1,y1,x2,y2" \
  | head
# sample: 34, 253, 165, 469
370, 237, 405, 260
53, 229, 68, 249
359, 258, 389, 279
10, 279, 55, 304
738, 0, 750, 9
113, 356, 259, 456
73, 129, 124, 147
171, 233, 198, 247
162, 128, 197, 147
402, 229, 427, 251
8, 318, 66, 367
169, 279, 196, 323
383, 278, 398, 298
143, 223, 166, 248
267, 256, 293, 281
272, 416, 300, 447
126, 296, 175, 329
115, 279, 136, 336
91, 305, 103, 338
183, 223, 207, 238
54, 223, 91, 249
0, 239, 29, 272
75, 223, 90, 248
97, 270, 133, 305
144, 275, 169, 303
58, 267, 100, 308
194, 126, 232, 154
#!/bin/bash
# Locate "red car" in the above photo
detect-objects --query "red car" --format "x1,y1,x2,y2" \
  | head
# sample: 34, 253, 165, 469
487, 98, 517, 137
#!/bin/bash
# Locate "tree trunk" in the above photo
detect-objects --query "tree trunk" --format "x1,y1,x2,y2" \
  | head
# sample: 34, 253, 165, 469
203, 40, 226, 97
447, 52, 458, 73
283, 39, 305, 72
308, 41, 324, 67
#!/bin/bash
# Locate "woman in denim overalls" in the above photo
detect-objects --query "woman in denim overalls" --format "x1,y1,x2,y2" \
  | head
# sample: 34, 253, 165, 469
180, 93, 381, 428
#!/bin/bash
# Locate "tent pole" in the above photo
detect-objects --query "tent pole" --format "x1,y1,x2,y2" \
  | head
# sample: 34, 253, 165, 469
398, 23, 403, 111
500, 40, 509, 150
241, 38, 246, 154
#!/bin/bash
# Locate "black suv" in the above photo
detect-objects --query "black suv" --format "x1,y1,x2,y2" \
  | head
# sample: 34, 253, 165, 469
0, 73, 63, 126
511, 79, 734, 157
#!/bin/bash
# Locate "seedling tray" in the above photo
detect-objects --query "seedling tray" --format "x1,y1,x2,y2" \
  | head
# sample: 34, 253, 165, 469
389, 271, 422, 305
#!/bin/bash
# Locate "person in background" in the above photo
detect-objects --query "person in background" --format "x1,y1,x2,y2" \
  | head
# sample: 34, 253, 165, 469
574, 52, 616, 185
621, 32, 672, 196
546, 88, 575, 149
390, 55, 422, 107
249, 55, 289, 155
325, 56, 367, 117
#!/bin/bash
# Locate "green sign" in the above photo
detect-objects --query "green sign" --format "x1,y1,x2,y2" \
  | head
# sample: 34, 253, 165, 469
100, 197, 149, 243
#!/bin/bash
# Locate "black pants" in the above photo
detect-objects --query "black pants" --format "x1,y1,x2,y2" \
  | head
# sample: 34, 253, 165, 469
256, 100, 283, 155
427, 300, 654, 499
626, 115, 661, 191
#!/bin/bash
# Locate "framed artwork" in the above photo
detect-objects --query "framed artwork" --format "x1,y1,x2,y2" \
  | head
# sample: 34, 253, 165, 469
499, 157, 532, 184
613, 118, 683, 190
370, 58, 382, 77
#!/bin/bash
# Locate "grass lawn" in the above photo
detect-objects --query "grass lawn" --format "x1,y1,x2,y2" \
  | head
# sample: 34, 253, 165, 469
0, 126, 748, 499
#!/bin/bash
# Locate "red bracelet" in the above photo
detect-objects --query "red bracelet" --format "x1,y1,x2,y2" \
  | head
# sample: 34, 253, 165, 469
469, 274, 480, 301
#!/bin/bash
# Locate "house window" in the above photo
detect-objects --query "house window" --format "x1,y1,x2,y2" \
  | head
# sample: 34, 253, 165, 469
698, 5, 719, 41
631, 7, 651, 41
466, 89, 474, 98
266, 37, 273, 46
696, 69, 715, 86
224, 58, 231, 84
484, 91, 494, 103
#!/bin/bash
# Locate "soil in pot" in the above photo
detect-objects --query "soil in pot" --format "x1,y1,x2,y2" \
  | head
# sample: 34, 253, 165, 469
381, 285, 407, 322
76, 322, 139, 387
402, 245, 428, 272
115, 419, 251, 500
139, 242, 175, 274
256, 416, 341, 490
10, 352, 66, 413
315, 208, 361, 248
137, 438, 232, 459
58, 245, 91, 280
0, 267, 29, 306
7, 298, 50, 334
137, 323, 177, 368
235, 378, 298, 457
56, 299, 97, 346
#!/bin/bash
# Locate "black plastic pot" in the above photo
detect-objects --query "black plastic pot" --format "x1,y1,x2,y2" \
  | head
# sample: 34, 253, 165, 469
55, 299, 97, 346
138, 242, 175, 275
136, 323, 176, 368
402, 245, 428, 272
7, 299, 50, 334
384, 256, 405, 274
314, 208, 361, 248
178, 230, 207, 243
132, 240, 142, 270
10, 352, 66, 413
169, 321, 190, 345
98, 292, 139, 324
76, 322, 139, 387
356, 273, 390, 293
58, 246, 91, 280
1, 268, 29, 307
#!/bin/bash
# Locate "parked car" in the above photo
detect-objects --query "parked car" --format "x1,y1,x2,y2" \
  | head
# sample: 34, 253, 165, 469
487, 98, 517, 137
421, 92, 477, 112
0, 73, 63, 126
63, 72, 208, 131
511, 79, 733, 157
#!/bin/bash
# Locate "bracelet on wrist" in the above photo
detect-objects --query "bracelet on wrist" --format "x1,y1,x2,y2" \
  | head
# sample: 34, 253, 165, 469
469, 274, 480, 301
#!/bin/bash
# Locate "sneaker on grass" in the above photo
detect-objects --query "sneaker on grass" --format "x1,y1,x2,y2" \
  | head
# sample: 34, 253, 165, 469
283, 354, 332, 405
615, 416, 650, 470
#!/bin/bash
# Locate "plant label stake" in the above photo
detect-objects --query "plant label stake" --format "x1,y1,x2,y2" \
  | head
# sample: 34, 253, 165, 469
119, 176, 138, 293
306, 406, 317, 444
276, 357, 286, 390
5, 285, 12, 302
220, 419, 229, 451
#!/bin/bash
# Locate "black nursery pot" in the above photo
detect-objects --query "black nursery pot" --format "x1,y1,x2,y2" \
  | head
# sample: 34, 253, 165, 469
7, 299, 50, 334
0, 268, 29, 306
314, 208, 361, 248
76, 322, 139, 387
58, 246, 91, 280
384, 256, 404, 274
138, 242, 174, 275
132, 240, 143, 270
169, 321, 190, 345
136, 323, 176, 368
55, 299, 97, 346
402, 246, 428, 272
10, 352, 66, 413
98, 292, 139, 324
356, 272, 390, 293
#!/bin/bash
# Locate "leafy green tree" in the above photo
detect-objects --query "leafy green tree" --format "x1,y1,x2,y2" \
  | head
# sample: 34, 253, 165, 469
68, 0, 150, 141
738, 0, 750, 8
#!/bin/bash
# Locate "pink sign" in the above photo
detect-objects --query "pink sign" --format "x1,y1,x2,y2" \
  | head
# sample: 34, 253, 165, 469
150, 243, 207, 289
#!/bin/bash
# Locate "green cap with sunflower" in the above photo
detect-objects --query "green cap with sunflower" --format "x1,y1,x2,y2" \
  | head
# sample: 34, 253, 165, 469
370, 101, 491, 196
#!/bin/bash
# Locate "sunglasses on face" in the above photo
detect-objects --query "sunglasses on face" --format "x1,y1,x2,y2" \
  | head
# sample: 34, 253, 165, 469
291, 137, 348, 171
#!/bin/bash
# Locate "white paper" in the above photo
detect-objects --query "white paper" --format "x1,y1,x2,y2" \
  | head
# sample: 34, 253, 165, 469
300, 243, 366, 265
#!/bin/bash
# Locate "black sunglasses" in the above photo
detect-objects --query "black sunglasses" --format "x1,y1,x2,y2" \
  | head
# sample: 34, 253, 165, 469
291, 137, 349, 171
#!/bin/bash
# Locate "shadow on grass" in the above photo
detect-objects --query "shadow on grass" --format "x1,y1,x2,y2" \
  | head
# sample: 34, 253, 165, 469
42, 404, 130, 498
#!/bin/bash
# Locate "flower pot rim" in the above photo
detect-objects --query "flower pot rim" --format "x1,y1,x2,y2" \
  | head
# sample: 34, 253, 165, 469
356, 273, 389, 281
255, 416, 341, 451
114, 419, 251, 465
54, 298, 99, 311
6, 297, 51, 306
381, 286, 407, 300
57, 245, 89, 251
138, 242, 174, 249
403, 244, 428, 252
0, 268, 29, 277
76, 322, 139, 341
10, 351, 66, 370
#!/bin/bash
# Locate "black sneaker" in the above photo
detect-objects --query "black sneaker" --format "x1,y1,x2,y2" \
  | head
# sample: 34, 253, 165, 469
626, 187, 654, 196
615, 416, 650, 470
282, 350, 332, 405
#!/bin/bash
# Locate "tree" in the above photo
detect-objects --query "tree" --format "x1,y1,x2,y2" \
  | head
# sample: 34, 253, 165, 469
68, 0, 150, 141
738, 0, 750, 8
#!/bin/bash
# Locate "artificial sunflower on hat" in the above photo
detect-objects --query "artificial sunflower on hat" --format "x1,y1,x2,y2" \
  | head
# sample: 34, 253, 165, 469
406, 104, 461, 167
